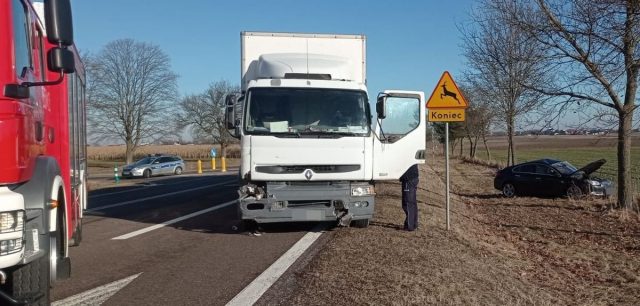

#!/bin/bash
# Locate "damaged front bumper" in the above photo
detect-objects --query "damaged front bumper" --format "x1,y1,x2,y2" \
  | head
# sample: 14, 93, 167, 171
238, 181, 375, 224
587, 179, 614, 197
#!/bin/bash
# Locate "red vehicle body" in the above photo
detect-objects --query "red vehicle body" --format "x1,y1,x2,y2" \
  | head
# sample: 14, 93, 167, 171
0, 0, 84, 304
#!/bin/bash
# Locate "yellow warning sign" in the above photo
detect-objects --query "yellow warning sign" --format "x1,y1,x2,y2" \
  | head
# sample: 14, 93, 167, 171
428, 108, 465, 122
426, 71, 469, 109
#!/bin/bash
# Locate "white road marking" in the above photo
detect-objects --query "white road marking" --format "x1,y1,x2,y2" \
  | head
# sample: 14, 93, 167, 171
111, 200, 236, 240
226, 228, 324, 306
87, 179, 237, 212
52, 273, 142, 306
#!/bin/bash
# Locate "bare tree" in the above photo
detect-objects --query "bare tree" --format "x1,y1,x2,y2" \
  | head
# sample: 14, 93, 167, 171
177, 80, 239, 158
463, 105, 496, 159
86, 39, 178, 163
432, 122, 466, 155
461, 85, 497, 160
461, 0, 549, 166
501, 0, 639, 211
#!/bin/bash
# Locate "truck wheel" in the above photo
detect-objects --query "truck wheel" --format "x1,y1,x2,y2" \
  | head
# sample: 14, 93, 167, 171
351, 219, 369, 228
7, 246, 51, 305
143, 169, 151, 178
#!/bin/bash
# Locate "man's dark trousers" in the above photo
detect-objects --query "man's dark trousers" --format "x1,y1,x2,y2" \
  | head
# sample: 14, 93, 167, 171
400, 165, 419, 231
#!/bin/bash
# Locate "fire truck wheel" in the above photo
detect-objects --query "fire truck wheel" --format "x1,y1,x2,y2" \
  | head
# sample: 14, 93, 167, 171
9, 247, 51, 305
143, 169, 152, 178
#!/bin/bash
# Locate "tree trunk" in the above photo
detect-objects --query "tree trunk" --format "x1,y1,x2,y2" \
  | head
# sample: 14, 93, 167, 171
482, 133, 491, 161
617, 109, 635, 210
451, 138, 458, 154
507, 115, 516, 166
125, 139, 135, 164
473, 136, 479, 158
221, 142, 228, 158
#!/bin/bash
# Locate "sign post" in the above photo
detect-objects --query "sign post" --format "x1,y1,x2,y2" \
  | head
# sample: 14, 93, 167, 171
426, 71, 469, 230
445, 122, 450, 230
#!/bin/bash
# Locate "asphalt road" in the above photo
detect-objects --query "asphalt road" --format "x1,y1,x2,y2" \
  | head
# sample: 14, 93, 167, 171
51, 172, 318, 305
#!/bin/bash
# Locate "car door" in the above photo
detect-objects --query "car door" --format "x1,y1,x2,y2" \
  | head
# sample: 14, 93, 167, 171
535, 165, 566, 196
149, 157, 163, 174
512, 164, 537, 195
158, 157, 173, 174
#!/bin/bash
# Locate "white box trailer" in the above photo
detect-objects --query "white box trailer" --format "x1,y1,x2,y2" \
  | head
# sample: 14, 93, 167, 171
226, 31, 426, 227
241, 32, 366, 90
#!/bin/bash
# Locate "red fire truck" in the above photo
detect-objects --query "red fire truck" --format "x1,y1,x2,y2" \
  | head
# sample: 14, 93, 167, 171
0, 0, 84, 304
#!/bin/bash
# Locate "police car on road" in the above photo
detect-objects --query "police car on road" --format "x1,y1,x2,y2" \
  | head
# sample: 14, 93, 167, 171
122, 155, 185, 178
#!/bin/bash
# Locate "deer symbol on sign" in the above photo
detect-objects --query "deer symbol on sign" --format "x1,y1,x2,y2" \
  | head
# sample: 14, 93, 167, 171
440, 82, 460, 104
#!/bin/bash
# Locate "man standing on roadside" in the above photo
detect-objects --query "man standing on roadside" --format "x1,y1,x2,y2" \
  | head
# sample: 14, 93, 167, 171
400, 164, 419, 231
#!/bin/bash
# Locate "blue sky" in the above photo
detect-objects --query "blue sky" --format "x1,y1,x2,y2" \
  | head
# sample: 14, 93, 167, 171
71, 0, 475, 99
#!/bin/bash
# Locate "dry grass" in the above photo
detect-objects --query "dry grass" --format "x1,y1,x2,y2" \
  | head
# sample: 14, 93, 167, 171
281, 156, 640, 305
87, 144, 241, 161
460, 156, 505, 170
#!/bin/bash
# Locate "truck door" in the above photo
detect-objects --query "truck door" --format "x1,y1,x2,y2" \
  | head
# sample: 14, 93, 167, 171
373, 91, 426, 180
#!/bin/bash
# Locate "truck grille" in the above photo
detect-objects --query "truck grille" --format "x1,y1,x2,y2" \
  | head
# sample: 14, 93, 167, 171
255, 164, 360, 174
287, 200, 332, 207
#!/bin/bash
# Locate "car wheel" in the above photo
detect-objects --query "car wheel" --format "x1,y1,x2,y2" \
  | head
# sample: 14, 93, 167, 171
566, 184, 583, 199
502, 183, 516, 198
143, 169, 151, 178
174, 167, 183, 175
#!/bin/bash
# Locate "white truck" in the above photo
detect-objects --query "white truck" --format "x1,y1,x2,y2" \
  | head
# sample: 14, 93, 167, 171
225, 32, 426, 227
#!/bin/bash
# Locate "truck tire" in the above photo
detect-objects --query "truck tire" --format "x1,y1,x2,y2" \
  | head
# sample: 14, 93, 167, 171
7, 251, 50, 305
351, 219, 370, 228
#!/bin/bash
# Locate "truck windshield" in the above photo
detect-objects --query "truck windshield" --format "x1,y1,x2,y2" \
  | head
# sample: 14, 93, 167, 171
244, 88, 370, 136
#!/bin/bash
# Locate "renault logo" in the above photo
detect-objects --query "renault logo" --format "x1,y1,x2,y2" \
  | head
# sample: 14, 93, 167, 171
304, 169, 313, 180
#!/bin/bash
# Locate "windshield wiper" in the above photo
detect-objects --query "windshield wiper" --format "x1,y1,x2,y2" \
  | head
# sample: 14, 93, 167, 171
298, 131, 362, 138
331, 131, 359, 136
274, 132, 301, 138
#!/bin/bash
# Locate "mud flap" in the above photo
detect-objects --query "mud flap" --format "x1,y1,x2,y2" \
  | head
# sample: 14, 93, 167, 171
57, 257, 71, 280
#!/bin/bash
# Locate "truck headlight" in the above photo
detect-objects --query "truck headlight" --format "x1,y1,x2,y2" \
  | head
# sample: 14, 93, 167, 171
351, 186, 375, 196
0, 239, 22, 255
0, 211, 24, 233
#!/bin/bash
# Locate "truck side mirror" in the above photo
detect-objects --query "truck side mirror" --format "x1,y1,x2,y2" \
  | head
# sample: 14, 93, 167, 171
45, 0, 74, 46
48, 48, 75, 73
225, 105, 235, 130
225, 94, 236, 106
376, 95, 386, 119
225, 94, 237, 130
45, 0, 76, 74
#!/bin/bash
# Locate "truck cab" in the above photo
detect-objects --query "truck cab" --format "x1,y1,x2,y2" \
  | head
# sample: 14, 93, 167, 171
227, 32, 425, 227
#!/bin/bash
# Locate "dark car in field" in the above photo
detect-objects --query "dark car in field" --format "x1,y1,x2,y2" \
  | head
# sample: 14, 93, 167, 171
122, 155, 185, 178
494, 158, 614, 198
